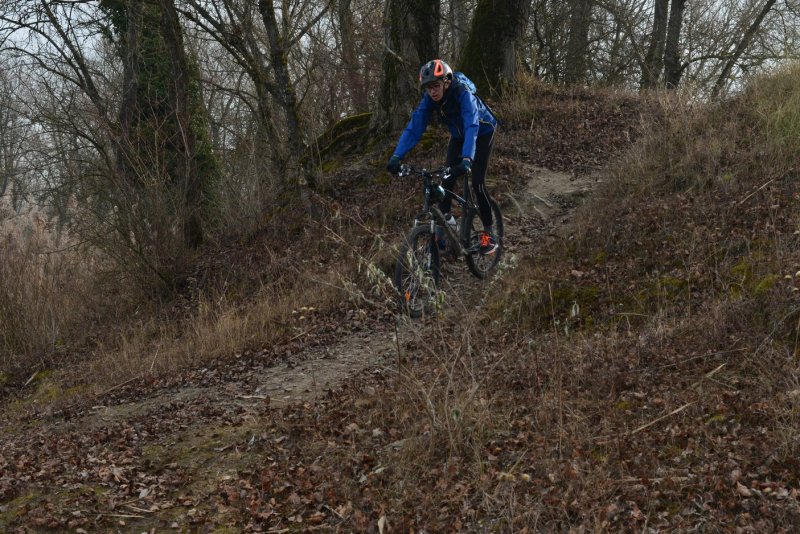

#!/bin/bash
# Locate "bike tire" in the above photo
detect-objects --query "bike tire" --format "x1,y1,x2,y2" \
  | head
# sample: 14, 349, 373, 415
464, 197, 504, 279
394, 225, 441, 318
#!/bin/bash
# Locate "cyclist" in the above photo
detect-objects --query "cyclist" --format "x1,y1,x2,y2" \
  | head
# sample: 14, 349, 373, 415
386, 59, 498, 255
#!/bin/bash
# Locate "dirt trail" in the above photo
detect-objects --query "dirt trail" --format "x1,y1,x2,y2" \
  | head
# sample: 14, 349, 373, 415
11, 165, 588, 421
0, 164, 595, 530
229, 164, 591, 409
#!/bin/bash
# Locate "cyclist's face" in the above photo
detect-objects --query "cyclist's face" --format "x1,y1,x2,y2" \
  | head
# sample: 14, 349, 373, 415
425, 80, 449, 101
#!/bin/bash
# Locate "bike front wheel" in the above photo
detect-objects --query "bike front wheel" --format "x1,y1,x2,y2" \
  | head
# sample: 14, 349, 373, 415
394, 225, 441, 318
464, 197, 504, 279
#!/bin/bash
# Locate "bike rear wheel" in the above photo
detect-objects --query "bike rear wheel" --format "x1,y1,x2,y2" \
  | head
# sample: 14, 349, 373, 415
394, 225, 441, 318
464, 197, 504, 279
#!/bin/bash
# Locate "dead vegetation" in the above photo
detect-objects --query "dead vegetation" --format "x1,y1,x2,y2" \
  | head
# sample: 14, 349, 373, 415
3, 71, 800, 531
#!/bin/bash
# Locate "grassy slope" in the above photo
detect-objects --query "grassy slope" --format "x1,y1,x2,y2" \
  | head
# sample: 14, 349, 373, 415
252, 73, 800, 530
3, 71, 800, 531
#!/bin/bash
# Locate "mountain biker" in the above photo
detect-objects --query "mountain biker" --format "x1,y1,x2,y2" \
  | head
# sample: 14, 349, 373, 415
386, 59, 498, 255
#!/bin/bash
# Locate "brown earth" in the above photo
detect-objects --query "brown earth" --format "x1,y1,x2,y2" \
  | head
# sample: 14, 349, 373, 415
2, 86, 702, 532
0, 158, 592, 531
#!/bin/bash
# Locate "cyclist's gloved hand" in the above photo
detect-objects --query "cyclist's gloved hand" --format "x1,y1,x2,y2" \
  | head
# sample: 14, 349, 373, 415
387, 155, 402, 175
449, 158, 472, 178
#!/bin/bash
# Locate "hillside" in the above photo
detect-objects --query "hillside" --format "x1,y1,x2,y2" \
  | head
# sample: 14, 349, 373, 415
3, 74, 800, 532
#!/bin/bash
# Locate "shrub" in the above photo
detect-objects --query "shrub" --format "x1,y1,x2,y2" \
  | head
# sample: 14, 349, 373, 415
0, 213, 87, 382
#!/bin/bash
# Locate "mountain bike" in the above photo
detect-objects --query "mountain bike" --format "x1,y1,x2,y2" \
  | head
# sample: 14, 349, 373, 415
393, 164, 504, 318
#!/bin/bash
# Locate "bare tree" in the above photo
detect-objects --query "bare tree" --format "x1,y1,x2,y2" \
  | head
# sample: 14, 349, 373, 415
372, 0, 439, 133
103, 0, 220, 249
180, 0, 333, 193
0, 0, 223, 289
711, 0, 779, 97
258, 0, 310, 192
663, 0, 687, 88
565, 0, 593, 85
641, 0, 670, 88
529, 0, 571, 83
460, 0, 531, 95
0, 70, 23, 205
336, 0, 369, 111
446, 0, 472, 64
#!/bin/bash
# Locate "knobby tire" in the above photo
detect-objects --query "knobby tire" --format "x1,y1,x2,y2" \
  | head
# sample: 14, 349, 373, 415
394, 225, 440, 318
464, 197, 504, 279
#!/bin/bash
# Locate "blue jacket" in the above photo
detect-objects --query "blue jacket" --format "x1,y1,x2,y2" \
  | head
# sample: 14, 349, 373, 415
392, 80, 496, 161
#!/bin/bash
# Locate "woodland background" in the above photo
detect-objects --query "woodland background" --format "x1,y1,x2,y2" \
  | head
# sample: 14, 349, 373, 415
2, 0, 799, 380
3, 0, 800, 531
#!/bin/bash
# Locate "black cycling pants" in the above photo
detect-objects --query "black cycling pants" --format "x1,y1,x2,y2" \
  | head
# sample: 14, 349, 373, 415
439, 131, 495, 229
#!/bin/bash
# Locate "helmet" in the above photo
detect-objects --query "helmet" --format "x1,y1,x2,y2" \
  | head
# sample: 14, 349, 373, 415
419, 59, 453, 87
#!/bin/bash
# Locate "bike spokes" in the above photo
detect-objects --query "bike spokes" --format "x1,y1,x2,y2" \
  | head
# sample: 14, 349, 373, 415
464, 198, 504, 279
394, 227, 440, 318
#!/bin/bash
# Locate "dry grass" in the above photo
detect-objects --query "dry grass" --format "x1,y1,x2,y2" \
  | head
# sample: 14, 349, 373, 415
75, 261, 353, 392
0, 212, 90, 383
408, 71, 800, 528
6, 73, 800, 529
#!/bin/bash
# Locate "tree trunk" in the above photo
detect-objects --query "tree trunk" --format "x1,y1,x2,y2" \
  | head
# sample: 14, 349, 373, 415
640, 0, 669, 89
105, 0, 220, 250
0, 87, 13, 200
460, 0, 531, 96
337, 0, 369, 112
258, 0, 312, 191
372, 0, 439, 134
564, 0, 592, 85
711, 0, 778, 98
449, 0, 470, 64
158, 0, 218, 248
663, 0, 687, 89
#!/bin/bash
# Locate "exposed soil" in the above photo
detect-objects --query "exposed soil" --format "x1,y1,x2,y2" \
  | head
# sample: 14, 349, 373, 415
0, 86, 656, 531
0, 161, 588, 532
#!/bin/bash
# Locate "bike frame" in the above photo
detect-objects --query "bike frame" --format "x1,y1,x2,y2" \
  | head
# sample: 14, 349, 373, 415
402, 165, 481, 257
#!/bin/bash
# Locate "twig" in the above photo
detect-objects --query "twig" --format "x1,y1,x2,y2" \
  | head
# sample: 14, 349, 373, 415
24, 370, 40, 387
563, 188, 592, 196
394, 316, 403, 372
95, 376, 141, 398
122, 504, 154, 513
702, 363, 726, 381
503, 191, 525, 216
630, 401, 694, 436
382, 43, 405, 63
597, 361, 729, 442
235, 394, 269, 400
531, 192, 553, 208
593, 401, 695, 443
324, 504, 346, 519
615, 476, 691, 483
631, 349, 744, 374
288, 325, 319, 342
738, 177, 774, 205
149, 348, 160, 373
705, 376, 737, 390
533, 205, 548, 219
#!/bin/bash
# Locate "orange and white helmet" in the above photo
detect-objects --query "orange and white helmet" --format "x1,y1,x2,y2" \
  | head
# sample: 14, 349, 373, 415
419, 59, 453, 87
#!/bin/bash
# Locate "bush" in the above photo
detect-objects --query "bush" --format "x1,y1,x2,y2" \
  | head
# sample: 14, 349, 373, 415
0, 214, 86, 382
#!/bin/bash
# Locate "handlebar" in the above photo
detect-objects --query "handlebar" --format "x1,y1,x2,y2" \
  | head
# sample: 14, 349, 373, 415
397, 164, 451, 179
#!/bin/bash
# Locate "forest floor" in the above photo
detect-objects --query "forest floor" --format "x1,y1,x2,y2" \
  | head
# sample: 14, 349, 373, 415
3, 85, 800, 532
0, 159, 590, 532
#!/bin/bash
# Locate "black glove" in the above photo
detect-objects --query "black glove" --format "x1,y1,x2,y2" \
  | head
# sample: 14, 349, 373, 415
449, 158, 472, 178
387, 155, 402, 175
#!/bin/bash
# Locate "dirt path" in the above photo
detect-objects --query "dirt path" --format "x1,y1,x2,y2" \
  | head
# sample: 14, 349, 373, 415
19, 164, 594, 420
0, 165, 595, 531
147, 164, 593, 413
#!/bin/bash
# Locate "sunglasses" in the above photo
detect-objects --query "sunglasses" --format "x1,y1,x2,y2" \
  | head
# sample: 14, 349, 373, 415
425, 81, 445, 92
